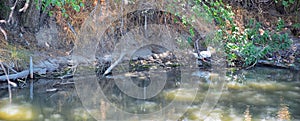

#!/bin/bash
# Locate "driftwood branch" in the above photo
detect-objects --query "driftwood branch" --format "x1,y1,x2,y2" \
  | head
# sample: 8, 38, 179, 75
257, 60, 289, 68
7, 0, 19, 24
2, 63, 18, 73
103, 53, 125, 76
0, 56, 68, 81
0, 68, 46, 81
0, 70, 29, 81
0, 62, 13, 103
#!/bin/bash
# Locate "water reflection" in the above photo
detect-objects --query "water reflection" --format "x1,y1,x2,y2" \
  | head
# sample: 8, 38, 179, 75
277, 97, 291, 121
100, 99, 110, 120
0, 67, 299, 120
244, 105, 252, 121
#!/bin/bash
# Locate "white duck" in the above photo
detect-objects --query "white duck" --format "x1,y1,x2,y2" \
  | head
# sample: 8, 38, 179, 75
193, 46, 215, 61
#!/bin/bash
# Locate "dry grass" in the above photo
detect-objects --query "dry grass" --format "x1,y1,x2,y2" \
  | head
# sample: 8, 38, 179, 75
0, 36, 8, 62
0, 35, 30, 71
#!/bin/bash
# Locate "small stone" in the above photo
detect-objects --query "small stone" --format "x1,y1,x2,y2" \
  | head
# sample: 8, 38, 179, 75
147, 56, 154, 61
140, 60, 147, 65
152, 54, 159, 59
165, 61, 172, 65
159, 51, 170, 58
50, 114, 63, 121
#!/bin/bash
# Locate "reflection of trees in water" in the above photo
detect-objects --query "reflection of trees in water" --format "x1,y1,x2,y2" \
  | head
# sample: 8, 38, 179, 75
244, 105, 252, 121
277, 97, 291, 120
97, 67, 181, 113
96, 42, 183, 113
100, 99, 110, 120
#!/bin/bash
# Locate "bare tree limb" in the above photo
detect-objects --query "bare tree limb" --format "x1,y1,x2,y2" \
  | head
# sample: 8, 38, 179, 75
0, 69, 29, 81
8, 0, 19, 24
0, 62, 14, 103
103, 53, 125, 76
0, 62, 17, 86
19, 0, 30, 12
0, 20, 6, 23
2, 63, 18, 74
0, 27, 8, 40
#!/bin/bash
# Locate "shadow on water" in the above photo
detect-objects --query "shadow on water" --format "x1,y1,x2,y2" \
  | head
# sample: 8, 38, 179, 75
0, 66, 299, 120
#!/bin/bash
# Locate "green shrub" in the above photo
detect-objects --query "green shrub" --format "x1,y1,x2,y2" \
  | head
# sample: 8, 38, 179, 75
193, 0, 292, 67
35, 0, 84, 17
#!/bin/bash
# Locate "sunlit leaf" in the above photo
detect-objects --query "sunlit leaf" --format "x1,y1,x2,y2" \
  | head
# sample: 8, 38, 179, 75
73, 4, 80, 12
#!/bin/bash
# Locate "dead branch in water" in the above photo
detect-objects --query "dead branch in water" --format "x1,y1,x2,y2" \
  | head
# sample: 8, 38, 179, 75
103, 53, 125, 76
0, 62, 15, 103
0, 68, 47, 81
0, 69, 30, 81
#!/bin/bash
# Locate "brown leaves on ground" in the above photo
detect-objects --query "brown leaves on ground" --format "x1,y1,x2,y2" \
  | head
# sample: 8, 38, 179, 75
53, 0, 98, 45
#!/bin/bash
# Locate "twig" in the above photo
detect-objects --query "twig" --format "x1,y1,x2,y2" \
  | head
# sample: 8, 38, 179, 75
194, 38, 200, 57
90, 0, 100, 16
46, 88, 58, 92
2, 63, 18, 74
67, 22, 77, 36
57, 74, 73, 79
246, 60, 257, 70
7, 0, 19, 24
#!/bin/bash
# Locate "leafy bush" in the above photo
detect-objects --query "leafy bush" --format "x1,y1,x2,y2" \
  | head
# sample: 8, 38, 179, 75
35, 0, 84, 17
193, 0, 292, 67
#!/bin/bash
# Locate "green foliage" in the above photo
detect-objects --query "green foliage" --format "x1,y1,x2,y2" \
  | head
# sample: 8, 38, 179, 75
193, 0, 292, 67
277, 18, 285, 31
275, 0, 295, 7
35, 0, 84, 17
292, 23, 300, 28
275, 0, 299, 13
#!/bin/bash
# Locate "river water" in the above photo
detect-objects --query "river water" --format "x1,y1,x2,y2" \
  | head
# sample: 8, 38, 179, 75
0, 67, 299, 121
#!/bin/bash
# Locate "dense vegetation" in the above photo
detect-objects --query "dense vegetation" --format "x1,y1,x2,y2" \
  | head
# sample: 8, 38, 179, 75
187, 0, 299, 68
202, 0, 293, 67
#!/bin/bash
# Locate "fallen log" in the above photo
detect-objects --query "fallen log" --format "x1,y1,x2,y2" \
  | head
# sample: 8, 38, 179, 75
257, 60, 290, 68
0, 68, 47, 81
0, 70, 29, 81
